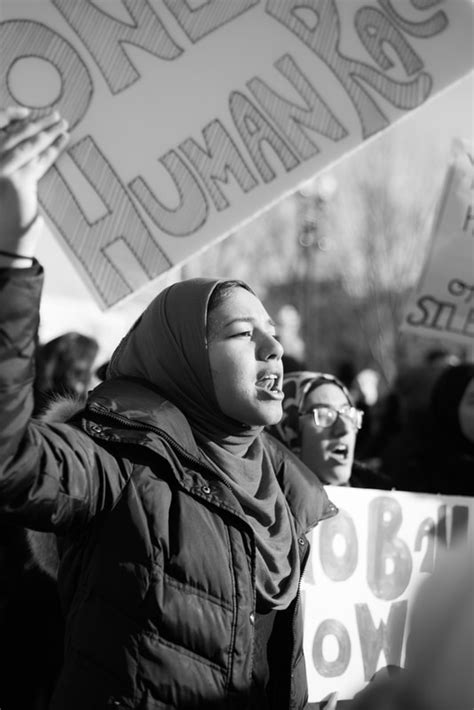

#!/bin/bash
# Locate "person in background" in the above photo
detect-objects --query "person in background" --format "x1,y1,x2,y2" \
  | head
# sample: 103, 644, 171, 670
268, 371, 392, 489
369, 356, 455, 483
33, 331, 99, 415
393, 362, 474, 496
0, 107, 337, 710
349, 367, 382, 461
275, 304, 307, 373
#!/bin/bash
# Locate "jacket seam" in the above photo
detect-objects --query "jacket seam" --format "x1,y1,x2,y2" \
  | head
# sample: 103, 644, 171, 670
143, 631, 227, 673
188, 488, 251, 528
224, 525, 237, 691
163, 571, 233, 611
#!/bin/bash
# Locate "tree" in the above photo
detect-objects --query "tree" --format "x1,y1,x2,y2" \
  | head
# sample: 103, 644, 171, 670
321, 131, 448, 383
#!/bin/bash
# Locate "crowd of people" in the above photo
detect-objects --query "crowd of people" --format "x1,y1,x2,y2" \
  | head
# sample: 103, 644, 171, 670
0, 107, 472, 709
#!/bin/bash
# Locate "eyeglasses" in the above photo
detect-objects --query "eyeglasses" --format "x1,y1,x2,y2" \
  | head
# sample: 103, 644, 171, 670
301, 404, 364, 430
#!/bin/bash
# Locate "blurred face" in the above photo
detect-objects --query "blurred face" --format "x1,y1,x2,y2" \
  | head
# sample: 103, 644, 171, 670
64, 359, 93, 395
207, 288, 284, 426
300, 383, 357, 485
56, 357, 93, 397
459, 377, 474, 443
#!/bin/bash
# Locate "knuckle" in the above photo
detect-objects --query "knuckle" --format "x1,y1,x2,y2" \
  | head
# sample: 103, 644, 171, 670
28, 131, 46, 150
19, 138, 34, 153
12, 136, 35, 157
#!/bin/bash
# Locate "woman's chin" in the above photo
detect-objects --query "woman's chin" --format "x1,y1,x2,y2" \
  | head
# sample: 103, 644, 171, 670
323, 464, 352, 486
248, 400, 283, 427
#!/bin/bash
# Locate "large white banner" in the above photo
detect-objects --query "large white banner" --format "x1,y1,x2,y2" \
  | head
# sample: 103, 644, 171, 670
401, 138, 474, 348
2, 1, 473, 308
303, 486, 474, 702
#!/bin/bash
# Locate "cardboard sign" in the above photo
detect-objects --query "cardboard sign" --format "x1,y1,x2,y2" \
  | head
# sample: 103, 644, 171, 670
302, 486, 474, 701
2, 1, 473, 308
401, 138, 474, 347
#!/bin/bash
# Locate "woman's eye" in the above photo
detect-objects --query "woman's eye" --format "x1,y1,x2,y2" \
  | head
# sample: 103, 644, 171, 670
317, 407, 331, 416
232, 330, 252, 338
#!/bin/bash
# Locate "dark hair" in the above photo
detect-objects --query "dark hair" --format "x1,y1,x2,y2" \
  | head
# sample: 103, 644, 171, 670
34, 332, 99, 407
206, 280, 254, 341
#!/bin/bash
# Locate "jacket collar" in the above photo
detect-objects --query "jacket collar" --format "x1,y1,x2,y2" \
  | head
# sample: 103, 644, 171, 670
86, 377, 202, 459
82, 378, 337, 535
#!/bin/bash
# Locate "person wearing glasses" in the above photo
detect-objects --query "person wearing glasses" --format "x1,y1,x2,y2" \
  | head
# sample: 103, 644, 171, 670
269, 371, 392, 489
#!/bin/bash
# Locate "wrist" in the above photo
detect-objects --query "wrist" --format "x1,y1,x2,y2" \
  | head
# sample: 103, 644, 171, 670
0, 214, 43, 267
0, 250, 35, 268
0, 176, 39, 243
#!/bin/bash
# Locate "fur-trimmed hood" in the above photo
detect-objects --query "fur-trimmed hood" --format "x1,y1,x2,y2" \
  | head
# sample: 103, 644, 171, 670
37, 393, 86, 426
23, 395, 87, 580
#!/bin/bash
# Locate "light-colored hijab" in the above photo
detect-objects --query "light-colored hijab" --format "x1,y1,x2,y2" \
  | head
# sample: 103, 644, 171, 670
108, 278, 300, 611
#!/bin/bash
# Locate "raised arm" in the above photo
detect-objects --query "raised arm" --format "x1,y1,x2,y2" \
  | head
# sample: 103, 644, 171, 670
0, 108, 128, 533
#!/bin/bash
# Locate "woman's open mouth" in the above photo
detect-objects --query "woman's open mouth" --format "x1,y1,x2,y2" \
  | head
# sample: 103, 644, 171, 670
255, 374, 284, 400
328, 443, 350, 463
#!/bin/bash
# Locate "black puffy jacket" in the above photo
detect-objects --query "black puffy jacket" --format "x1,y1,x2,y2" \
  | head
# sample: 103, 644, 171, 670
0, 264, 336, 709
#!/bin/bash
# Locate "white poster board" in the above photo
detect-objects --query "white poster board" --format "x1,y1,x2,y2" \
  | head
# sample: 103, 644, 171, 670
1, 1, 473, 308
303, 486, 474, 702
401, 138, 474, 349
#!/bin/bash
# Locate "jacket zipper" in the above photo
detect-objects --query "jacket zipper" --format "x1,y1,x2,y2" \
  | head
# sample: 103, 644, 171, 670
87, 401, 233, 486
89, 399, 309, 704
89, 399, 258, 684
289, 543, 310, 708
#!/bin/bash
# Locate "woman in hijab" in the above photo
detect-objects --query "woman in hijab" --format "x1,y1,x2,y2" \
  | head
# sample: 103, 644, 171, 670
0, 109, 336, 710
269, 371, 392, 489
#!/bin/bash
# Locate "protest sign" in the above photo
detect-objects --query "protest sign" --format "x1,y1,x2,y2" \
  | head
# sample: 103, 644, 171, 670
401, 138, 474, 348
302, 485, 474, 702
1, 1, 473, 308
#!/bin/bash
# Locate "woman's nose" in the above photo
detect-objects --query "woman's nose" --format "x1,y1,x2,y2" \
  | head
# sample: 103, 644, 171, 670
259, 332, 284, 361
333, 412, 351, 435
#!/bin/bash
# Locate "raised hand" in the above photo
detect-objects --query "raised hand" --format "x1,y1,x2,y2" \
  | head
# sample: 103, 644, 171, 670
0, 107, 69, 260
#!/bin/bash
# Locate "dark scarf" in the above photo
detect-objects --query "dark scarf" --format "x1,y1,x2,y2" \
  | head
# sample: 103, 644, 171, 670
108, 278, 299, 611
